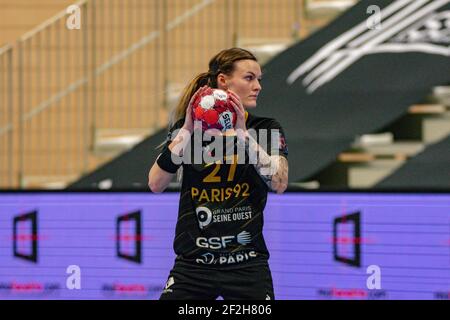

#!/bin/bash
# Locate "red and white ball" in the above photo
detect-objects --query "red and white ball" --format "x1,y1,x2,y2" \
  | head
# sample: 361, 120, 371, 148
191, 87, 237, 132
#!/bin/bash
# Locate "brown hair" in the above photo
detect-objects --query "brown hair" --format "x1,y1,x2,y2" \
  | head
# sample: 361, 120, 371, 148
170, 47, 257, 126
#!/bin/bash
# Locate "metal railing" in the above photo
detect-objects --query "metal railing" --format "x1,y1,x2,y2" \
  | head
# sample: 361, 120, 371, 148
0, 0, 343, 189
0, 44, 13, 187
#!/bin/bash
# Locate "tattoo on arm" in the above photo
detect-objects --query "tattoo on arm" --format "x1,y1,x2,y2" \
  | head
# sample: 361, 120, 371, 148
239, 133, 288, 191
271, 156, 288, 193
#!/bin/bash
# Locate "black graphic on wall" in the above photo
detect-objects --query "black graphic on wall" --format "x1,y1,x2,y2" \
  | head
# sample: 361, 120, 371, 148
116, 211, 142, 263
13, 210, 38, 263
333, 211, 361, 267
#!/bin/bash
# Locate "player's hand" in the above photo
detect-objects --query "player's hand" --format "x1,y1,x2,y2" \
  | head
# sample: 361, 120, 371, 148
183, 85, 207, 134
203, 89, 246, 138
228, 90, 247, 140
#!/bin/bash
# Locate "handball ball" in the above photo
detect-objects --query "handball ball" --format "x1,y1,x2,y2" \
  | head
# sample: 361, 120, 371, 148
191, 87, 237, 132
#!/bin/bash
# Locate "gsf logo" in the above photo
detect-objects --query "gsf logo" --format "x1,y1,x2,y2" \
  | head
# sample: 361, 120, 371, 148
196, 231, 252, 249
196, 236, 234, 249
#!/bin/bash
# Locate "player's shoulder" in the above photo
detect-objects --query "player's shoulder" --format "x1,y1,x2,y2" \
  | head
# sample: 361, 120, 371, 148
246, 112, 283, 130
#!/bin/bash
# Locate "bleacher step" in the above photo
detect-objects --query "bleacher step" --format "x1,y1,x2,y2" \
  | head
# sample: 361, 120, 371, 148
347, 159, 405, 188
433, 86, 450, 107
239, 39, 291, 65
22, 175, 78, 189
357, 141, 425, 157
422, 111, 450, 144
305, 0, 357, 18
93, 128, 155, 156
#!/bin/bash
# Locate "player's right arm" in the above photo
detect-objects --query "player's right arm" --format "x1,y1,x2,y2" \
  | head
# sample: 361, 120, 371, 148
148, 86, 206, 193
148, 127, 190, 193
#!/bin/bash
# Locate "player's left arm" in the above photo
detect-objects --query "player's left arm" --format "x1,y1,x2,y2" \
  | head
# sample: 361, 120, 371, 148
268, 155, 289, 194
243, 135, 288, 194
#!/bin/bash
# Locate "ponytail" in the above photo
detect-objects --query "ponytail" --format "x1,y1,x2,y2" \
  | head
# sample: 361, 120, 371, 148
170, 72, 210, 127
156, 72, 210, 151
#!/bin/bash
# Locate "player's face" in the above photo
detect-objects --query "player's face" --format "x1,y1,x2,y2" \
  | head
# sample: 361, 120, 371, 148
221, 60, 262, 109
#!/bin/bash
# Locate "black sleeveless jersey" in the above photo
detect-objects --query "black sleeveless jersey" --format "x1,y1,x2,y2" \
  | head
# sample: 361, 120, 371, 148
161, 112, 288, 269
